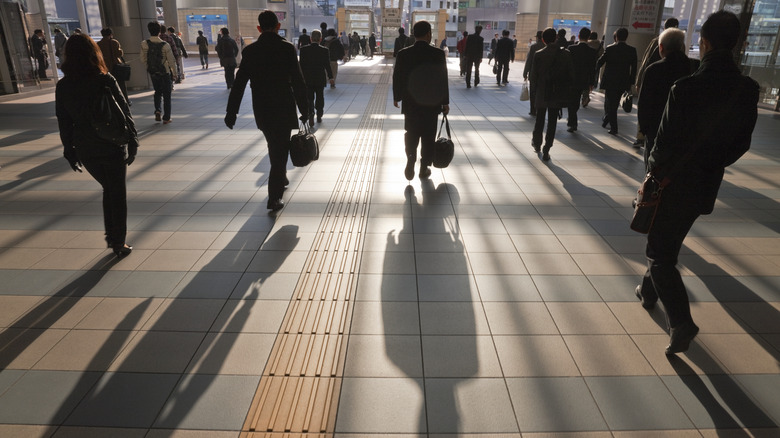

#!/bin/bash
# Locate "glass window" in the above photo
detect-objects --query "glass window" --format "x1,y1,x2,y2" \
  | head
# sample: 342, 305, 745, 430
741, 0, 780, 106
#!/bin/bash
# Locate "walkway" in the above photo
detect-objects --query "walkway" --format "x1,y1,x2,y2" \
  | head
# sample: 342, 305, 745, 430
0, 54, 778, 437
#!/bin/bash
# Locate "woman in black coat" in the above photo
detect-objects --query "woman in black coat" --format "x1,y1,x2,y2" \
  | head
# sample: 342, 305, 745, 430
55, 34, 138, 258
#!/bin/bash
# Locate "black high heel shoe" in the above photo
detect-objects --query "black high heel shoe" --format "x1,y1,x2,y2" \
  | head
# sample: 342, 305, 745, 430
112, 243, 133, 258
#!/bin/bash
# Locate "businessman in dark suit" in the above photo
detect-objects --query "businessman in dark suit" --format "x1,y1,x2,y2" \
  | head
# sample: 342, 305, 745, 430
494, 29, 514, 85
299, 29, 334, 126
596, 27, 637, 135
566, 27, 597, 132
464, 25, 484, 88
225, 10, 309, 211
393, 20, 450, 180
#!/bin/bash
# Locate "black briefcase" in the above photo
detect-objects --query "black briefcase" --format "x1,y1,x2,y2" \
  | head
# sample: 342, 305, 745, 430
290, 123, 319, 167
433, 114, 454, 169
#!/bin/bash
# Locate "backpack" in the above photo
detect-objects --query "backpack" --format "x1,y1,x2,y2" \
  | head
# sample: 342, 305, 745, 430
146, 40, 167, 75
89, 79, 131, 145
544, 48, 573, 109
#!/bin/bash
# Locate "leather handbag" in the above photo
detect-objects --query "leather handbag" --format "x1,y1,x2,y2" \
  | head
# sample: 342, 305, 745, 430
620, 91, 633, 113
433, 114, 454, 169
630, 173, 668, 233
112, 60, 132, 82
290, 123, 319, 167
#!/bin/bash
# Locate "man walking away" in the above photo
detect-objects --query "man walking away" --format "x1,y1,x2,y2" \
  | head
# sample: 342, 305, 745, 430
393, 20, 449, 181
322, 29, 344, 88
530, 28, 573, 162
637, 28, 698, 168
566, 27, 597, 132
225, 10, 309, 212
368, 33, 376, 59
464, 25, 484, 88
53, 28, 67, 66
393, 27, 408, 57
30, 29, 49, 80
216, 27, 239, 89
457, 31, 468, 76
488, 33, 498, 65
523, 31, 544, 115
298, 29, 311, 51
168, 27, 188, 82
596, 27, 637, 135
634, 17, 680, 147
158, 26, 181, 82
196, 30, 209, 69
494, 30, 514, 85
141, 21, 177, 124
300, 30, 334, 125
637, 10, 758, 355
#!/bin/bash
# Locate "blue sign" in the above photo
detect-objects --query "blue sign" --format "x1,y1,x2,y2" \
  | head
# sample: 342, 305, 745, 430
186, 14, 229, 45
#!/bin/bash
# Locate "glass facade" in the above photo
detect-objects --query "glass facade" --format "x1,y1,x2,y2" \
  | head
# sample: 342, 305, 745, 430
742, 0, 780, 107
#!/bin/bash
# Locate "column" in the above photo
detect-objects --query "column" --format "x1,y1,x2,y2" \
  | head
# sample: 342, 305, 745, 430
604, 0, 630, 43
105, 0, 158, 91
76, 0, 89, 33
591, 0, 609, 38
35, 0, 59, 82
228, 0, 239, 38
537, 0, 548, 31
685, 0, 702, 50
162, 0, 180, 31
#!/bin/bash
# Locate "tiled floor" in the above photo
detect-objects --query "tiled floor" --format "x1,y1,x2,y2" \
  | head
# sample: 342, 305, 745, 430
1, 53, 779, 437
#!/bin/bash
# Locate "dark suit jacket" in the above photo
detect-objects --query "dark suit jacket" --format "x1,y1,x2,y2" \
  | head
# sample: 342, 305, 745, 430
649, 50, 758, 214
299, 43, 333, 88
596, 41, 637, 91
393, 41, 449, 117
465, 34, 484, 60
523, 40, 545, 78
226, 32, 308, 130
568, 41, 596, 91
637, 50, 696, 138
530, 44, 574, 109
393, 35, 408, 57
494, 37, 514, 62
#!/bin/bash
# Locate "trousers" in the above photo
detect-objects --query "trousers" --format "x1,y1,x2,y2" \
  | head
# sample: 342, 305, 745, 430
465, 57, 481, 85
532, 106, 559, 150
603, 88, 622, 131
495, 59, 509, 83
307, 85, 325, 117
404, 110, 437, 166
80, 155, 128, 245
151, 73, 172, 121
261, 127, 293, 201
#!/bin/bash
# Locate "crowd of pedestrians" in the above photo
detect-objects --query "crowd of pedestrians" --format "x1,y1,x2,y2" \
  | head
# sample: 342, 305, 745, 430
52, 10, 760, 356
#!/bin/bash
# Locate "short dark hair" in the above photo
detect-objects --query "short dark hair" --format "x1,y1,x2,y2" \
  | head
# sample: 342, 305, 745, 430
578, 27, 590, 40
535, 31, 542, 39
502, 30, 510, 37
100, 28, 112, 37
34, 29, 43, 35
398, 27, 405, 35
147, 21, 161, 36
413, 20, 431, 38
327, 28, 336, 37
664, 18, 680, 29
615, 27, 629, 41
302, 28, 307, 33
589, 31, 598, 40
557, 28, 566, 37
168, 26, 176, 33
700, 10, 741, 50
221, 27, 230, 35
198, 30, 203, 36
542, 28, 557, 44
474, 25, 482, 35
258, 10, 279, 31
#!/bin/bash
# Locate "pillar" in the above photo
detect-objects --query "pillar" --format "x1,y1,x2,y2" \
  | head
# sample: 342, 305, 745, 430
604, 0, 630, 43
537, 0, 548, 32
591, 0, 608, 38
103, 0, 158, 91
685, 0, 702, 50
162, 0, 180, 32
35, 0, 59, 82
228, 0, 240, 38
76, 0, 89, 33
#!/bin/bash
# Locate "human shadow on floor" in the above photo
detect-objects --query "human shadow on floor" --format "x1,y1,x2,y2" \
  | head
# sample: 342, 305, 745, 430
548, 161, 780, 433
382, 182, 478, 434
0, 158, 67, 192
0, 130, 48, 148
52, 224, 301, 431
0, 255, 119, 370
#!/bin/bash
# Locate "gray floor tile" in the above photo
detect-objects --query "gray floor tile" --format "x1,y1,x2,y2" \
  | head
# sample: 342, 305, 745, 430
231, 272, 300, 300
0, 370, 101, 425
355, 274, 418, 301
109, 331, 206, 373
425, 378, 519, 433
153, 374, 261, 430
482, 302, 558, 335
0, 270, 73, 296
493, 335, 580, 377
507, 377, 607, 432
65, 372, 180, 428
350, 301, 420, 335
419, 302, 491, 335
344, 335, 423, 377
109, 271, 187, 298
336, 377, 426, 433
418, 275, 478, 301
474, 275, 541, 301
422, 335, 501, 377
169, 272, 242, 299
585, 376, 695, 430
532, 275, 602, 301
733, 375, 780, 425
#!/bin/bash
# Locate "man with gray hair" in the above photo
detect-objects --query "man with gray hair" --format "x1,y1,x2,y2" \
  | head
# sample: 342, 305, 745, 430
636, 27, 698, 167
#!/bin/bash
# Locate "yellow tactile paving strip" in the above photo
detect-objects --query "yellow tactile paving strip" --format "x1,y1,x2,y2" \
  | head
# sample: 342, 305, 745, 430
240, 67, 391, 438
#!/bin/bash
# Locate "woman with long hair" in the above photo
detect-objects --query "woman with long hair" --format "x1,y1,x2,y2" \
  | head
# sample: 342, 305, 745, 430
55, 34, 138, 258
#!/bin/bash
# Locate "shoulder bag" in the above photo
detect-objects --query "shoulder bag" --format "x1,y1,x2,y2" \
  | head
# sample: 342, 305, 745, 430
433, 114, 454, 168
290, 122, 319, 167
108, 39, 131, 82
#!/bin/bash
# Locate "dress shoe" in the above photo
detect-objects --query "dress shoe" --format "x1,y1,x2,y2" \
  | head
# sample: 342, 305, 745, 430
635, 285, 657, 310
112, 243, 133, 258
317, 116, 322, 123
404, 160, 415, 180
155, 111, 162, 122
267, 198, 285, 211
601, 118, 608, 128
531, 142, 540, 153
309, 114, 314, 127
163, 119, 172, 124
419, 166, 431, 179
665, 321, 699, 355
542, 151, 550, 161
466, 84, 471, 89
608, 130, 618, 136
567, 126, 577, 133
